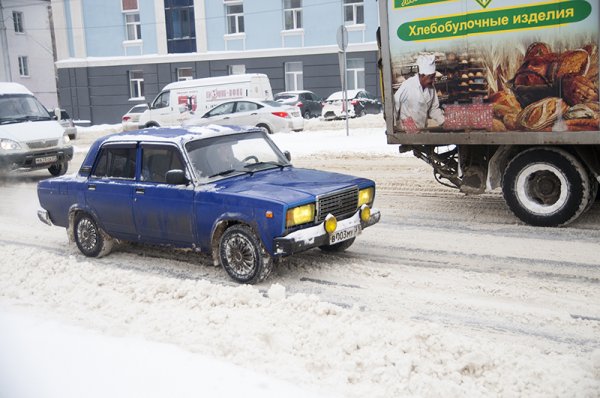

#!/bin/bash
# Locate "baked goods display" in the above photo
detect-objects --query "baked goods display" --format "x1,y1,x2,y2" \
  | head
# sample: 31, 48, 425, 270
435, 54, 489, 105
490, 41, 600, 132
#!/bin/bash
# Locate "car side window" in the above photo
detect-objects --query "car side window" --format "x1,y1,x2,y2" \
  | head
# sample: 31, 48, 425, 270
235, 101, 259, 113
153, 91, 170, 109
207, 102, 235, 117
141, 146, 185, 183
92, 146, 137, 179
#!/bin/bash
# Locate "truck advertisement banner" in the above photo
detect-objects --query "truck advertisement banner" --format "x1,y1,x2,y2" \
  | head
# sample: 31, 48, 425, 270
388, 0, 599, 133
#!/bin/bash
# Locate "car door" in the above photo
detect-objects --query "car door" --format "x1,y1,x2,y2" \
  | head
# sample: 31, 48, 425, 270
133, 143, 195, 245
148, 91, 176, 126
202, 102, 236, 125
231, 101, 261, 125
85, 143, 137, 240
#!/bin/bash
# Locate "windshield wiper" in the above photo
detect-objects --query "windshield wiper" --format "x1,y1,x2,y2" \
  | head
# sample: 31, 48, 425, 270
246, 161, 289, 170
208, 168, 252, 178
0, 116, 51, 124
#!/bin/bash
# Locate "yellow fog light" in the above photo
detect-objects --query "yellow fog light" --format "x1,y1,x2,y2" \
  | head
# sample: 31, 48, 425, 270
358, 187, 374, 207
324, 214, 337, 234
360, 205, 371, 222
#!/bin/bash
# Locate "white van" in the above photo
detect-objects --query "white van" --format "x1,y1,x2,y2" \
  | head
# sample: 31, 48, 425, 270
0, 82, 73, 175
138, 74, 273, 128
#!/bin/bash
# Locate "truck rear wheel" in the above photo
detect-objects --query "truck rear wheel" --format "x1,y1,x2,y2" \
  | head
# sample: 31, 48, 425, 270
502, 148, 592, 227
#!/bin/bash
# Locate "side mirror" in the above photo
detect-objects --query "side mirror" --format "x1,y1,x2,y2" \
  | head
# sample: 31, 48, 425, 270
54, 108, 61, 120
165, 169, 189, 185
79, 166, 92, 177
284, 151, 291, 162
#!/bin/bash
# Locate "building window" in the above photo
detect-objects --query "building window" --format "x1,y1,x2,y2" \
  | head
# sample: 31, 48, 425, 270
129, 70, 144, 99
228, 64, 245, 75
125, 13, 142, 40
344, 0, 364, 25
18, 56, 29, 77
283, 0, 302, 30
346, 58, 365, 90
122, 0, 138, 11
285, 62, 303, 91
13, 11, 24, 33
165, 0, 196, 53
177, 67, 193, 81
225, 1, 244, 34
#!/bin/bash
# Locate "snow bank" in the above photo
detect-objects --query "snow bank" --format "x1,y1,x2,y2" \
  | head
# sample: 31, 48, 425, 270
0, 248, 598, 398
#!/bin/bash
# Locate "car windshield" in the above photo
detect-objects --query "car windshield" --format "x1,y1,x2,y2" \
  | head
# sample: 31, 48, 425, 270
185, 131, 290, 181
0, 94, 52, 124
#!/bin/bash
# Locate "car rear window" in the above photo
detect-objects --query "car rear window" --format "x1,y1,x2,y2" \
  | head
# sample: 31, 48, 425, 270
274, 94, 297, 101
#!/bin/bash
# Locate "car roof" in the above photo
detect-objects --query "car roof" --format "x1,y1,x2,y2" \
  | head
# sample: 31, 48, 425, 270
101, 125, 261, 146
275, 90, 312, 95
326, 89, 363, 100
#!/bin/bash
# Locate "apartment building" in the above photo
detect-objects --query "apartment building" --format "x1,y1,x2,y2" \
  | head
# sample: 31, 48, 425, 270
0, 0, 58, 108
52, 0, 379, 124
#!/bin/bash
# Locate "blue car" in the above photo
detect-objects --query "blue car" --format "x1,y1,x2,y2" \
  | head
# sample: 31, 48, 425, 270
37, 126, 380, 283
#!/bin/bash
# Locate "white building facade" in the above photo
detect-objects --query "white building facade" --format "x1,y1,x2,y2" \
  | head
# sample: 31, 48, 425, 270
0, 0, 58, 108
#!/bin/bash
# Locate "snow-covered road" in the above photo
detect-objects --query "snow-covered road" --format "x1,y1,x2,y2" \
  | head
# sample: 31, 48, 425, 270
1, 117, 599, 397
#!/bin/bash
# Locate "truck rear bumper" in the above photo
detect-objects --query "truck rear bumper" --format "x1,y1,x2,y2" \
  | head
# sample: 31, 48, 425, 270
273, 207, 380, 256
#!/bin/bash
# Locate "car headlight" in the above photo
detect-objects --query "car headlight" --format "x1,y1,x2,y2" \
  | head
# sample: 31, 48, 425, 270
358, 187, 374, 207
286, 203, 315, 227
0, 139, 21, 150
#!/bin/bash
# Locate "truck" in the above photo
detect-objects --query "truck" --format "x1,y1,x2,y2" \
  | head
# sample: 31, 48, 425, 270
139, 74, 273, 128
378, 0, 600, 226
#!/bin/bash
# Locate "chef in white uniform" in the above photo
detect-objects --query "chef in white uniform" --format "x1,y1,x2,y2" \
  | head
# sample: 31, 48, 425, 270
394, 54, 445, 131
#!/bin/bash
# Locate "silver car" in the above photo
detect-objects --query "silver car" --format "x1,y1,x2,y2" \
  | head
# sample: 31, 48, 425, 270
183, 99, 304, 134
121, 103, 149, 131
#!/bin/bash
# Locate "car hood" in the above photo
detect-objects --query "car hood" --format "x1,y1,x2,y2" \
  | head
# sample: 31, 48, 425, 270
204, 167, 372, 206
0, 120, 65, 142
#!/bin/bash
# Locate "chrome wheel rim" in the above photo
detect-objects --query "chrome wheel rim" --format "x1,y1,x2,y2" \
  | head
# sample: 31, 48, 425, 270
224, 234, 256, 278
77, 218, 98, 252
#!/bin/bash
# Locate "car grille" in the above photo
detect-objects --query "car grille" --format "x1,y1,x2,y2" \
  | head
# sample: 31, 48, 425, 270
27, 139, 58, 149
316, 187, 358, 223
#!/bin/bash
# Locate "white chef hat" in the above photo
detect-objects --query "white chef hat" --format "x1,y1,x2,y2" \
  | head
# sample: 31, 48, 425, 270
417, 54, 436, 75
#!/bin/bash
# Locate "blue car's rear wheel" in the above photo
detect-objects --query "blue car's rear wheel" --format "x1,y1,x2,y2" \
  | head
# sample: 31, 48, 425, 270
219, 224, 273, 284
74, 213, 113, 258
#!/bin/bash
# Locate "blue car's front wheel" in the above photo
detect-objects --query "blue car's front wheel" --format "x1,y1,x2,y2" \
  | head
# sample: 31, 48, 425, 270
219, 224, 273, 284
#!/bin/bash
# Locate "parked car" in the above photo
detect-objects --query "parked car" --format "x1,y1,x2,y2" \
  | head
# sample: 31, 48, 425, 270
55, 109, 77, 140
0, 82, 73, 176
322, 89, 382, 120
122, 104, 149, 131
183, 99, 304, 134
37, 126, 380, 284
274, 90, 322, 119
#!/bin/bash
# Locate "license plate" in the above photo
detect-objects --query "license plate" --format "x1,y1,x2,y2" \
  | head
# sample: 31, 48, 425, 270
329, 224, 361, 245
35, 156, 58, 165
292, 111, 300, 117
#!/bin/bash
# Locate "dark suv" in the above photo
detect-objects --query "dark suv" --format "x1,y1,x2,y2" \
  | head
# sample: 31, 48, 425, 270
274, 90, 322, 119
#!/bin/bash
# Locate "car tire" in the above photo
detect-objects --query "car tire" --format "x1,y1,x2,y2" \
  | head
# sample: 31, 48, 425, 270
303, 111, 311, 119
502, 147, 593, 227
219, 224, 273, 284
73, 213, 113, 258
319, 237, 355, 253
256, 123, 272, 134
48, 161, 68, 176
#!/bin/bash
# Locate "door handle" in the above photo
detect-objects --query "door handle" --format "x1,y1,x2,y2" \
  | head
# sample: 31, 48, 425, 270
251, 113, 257, 115
135, 188, 145, 195
224, 117, 230, 120
87, 184, 96, 191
